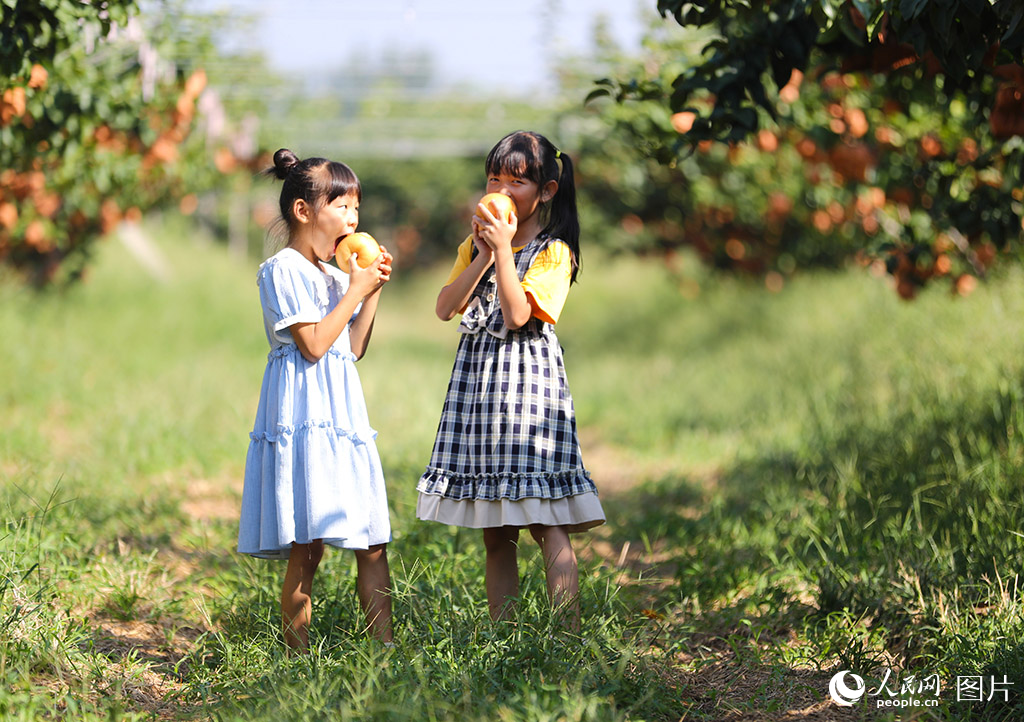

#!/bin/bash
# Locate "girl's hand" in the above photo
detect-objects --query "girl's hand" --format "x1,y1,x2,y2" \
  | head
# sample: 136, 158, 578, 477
348, 246, 392, 297
375, 245, 394, 287
471, 225, 495, 262
473, 201, 517, 253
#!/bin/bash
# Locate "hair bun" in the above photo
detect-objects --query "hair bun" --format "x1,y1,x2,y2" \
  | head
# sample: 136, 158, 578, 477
272, 148, 300, 180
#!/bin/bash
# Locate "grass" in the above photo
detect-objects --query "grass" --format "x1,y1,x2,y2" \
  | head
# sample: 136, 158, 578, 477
3, 216, 1024, 720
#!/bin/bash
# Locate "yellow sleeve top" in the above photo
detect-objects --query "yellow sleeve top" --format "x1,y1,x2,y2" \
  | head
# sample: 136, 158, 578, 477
444, 235, 573, 325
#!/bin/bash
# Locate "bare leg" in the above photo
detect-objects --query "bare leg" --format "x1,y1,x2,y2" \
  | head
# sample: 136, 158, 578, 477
354, 543, 393, 643
483, 526, 520, 621
281, 540, 325, 650
529, 525, 580, 629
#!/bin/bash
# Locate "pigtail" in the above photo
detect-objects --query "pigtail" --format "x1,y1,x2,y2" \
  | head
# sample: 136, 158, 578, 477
546, 150, 581, 284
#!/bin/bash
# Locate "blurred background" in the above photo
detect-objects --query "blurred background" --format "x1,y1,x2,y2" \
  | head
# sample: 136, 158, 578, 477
175, 0, 656, 268
2, 0, 1020, 291
4, 2, 1024, 719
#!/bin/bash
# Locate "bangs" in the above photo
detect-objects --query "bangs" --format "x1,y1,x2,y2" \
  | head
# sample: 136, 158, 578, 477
309, 160, 361, 206
485, 134, 544, 184
324, 161, 362, 203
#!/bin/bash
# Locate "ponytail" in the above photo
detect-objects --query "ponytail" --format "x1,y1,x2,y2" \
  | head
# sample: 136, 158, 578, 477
547, 150, 581, 284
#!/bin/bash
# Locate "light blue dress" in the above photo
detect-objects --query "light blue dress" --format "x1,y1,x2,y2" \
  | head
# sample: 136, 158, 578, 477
237, 248, 390, 559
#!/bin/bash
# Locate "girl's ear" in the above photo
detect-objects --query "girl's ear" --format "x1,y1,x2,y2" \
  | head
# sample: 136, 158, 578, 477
541, 179, 558, 203
292, 198, 311, 224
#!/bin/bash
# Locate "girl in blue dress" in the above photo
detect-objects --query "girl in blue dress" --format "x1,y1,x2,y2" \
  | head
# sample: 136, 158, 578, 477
238, 149, 393, 649
417, 131, 604, 626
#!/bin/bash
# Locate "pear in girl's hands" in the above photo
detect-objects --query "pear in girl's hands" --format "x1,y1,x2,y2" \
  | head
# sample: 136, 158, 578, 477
335, 232, 381, 272
476, 193, 517, 224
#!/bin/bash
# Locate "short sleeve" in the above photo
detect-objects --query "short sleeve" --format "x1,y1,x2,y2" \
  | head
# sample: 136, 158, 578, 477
522, 241, 573, 325
443, 236, 476, 287
258, 255, 324, 332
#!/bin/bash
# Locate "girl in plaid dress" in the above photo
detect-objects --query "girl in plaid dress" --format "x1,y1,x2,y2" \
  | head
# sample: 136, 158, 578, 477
417, 131, 604, 623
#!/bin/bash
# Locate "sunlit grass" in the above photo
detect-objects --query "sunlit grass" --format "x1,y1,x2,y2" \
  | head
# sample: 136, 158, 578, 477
3, 220, 1024, 719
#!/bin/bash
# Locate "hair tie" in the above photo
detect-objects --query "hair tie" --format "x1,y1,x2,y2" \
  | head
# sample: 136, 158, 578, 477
555, 149, 562, 160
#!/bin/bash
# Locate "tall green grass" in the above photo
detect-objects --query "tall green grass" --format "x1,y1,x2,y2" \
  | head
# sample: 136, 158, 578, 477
3, 219, 1024, 719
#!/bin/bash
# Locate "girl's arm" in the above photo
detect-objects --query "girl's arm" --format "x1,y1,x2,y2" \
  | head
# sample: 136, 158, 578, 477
348, 289, 380, 361
435, 235, 494, 321
490, 244, 533, 329
474, 205, 532, 330
349, 247, 393, 359
290, 253, 390, 363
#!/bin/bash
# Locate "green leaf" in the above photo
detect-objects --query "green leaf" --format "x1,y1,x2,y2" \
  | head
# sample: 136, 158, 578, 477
748, 77, 777, 118
733, 107, 759, 131
866, 5, 886, 38
771, 54, 792, 89
32, 18, 53, 49
932, 2, 955, 44
1002, 5, 1023, 43
656, 0, 683, 17
778, 25, 807, 65
898, 0, 929, 21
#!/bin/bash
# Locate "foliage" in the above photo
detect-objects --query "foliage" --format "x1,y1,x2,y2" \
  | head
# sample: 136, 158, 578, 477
615, 0, 1024, 142
0, 0, 255, 284
584, 0, 1024, 296
0, 0, 133, 82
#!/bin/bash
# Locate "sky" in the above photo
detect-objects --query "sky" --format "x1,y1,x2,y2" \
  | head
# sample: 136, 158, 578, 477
196, 0, 654, 95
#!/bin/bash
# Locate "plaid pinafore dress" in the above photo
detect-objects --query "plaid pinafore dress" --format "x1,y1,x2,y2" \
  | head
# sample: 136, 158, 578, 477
416, 234, 605, 532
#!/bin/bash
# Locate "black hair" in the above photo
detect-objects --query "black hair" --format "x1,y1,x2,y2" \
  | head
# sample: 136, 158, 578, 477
485, 131, 581, 283
264, 148, 361, 234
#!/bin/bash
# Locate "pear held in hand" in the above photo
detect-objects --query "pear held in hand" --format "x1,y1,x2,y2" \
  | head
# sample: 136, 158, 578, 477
335, 232, 381, 273
477, 193, 517, 224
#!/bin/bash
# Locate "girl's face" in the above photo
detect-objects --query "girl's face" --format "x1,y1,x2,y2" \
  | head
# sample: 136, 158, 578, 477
313, 191, 360, 261
485, 172, 555, 225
